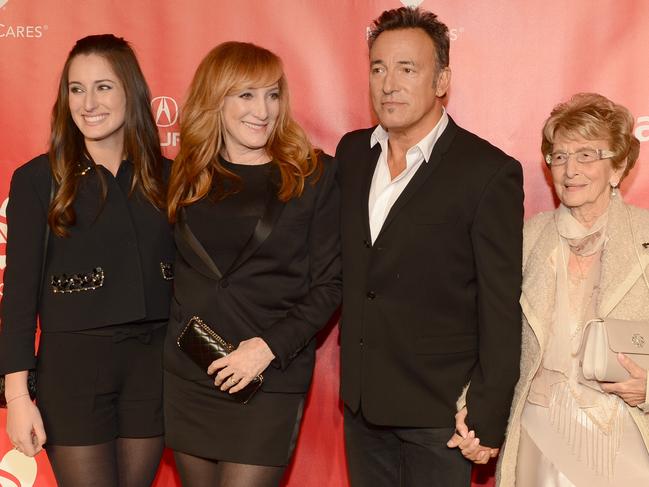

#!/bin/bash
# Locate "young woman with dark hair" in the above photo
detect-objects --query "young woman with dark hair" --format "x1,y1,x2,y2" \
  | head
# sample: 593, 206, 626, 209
0, 34, 173, 487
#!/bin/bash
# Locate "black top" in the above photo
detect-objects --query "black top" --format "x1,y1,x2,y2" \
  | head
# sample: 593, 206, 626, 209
0, 154, 175, 374
165, 154, 342, 393
186, 160, 269, 273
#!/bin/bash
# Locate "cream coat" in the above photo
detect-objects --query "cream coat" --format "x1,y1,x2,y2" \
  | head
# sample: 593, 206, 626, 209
496, 195, 649, 486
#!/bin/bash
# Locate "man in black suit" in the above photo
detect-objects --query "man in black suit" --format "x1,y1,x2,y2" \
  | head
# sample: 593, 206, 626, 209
336, 7, 524, 486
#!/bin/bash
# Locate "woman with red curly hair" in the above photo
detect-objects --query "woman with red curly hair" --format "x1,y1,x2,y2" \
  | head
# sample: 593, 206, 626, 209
165, 42, 341, 487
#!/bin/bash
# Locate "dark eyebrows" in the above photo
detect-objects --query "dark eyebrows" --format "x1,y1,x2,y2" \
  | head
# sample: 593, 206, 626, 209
369, 59, 416, 67
68, 79, 115, 86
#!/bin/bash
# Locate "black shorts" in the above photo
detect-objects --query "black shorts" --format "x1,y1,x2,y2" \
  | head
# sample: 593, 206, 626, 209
36, 323, 166, 446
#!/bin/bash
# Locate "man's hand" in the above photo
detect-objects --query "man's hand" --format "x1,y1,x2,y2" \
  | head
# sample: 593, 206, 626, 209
446, 407, 499, 464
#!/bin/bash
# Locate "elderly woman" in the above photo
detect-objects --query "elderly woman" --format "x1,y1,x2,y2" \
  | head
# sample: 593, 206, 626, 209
164, 42, 341, 487
496, 93, 649, 485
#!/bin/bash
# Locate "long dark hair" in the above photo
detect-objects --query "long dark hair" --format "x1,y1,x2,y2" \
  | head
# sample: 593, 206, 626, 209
48, 34, 165, 236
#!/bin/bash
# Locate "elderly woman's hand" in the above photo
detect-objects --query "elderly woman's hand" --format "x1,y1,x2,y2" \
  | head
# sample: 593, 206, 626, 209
207, 337, 275, 394
447, 407, 500, 464
600, 353, 648, 407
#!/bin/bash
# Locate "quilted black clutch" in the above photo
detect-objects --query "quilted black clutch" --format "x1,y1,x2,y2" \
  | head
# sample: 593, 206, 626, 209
176, 316, 263, 404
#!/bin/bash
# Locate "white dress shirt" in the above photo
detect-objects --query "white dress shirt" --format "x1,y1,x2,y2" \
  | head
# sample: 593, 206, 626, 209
368, 110, 449, 243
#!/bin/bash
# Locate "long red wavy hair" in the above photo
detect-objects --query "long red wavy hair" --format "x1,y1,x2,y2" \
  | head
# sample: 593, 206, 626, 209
167, 41, 321, 222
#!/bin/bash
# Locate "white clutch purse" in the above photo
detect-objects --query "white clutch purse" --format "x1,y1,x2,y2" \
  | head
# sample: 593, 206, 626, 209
581, 318, 649, 382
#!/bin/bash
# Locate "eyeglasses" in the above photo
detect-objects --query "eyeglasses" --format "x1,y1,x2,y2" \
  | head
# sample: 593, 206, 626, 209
545, 148, 615, 167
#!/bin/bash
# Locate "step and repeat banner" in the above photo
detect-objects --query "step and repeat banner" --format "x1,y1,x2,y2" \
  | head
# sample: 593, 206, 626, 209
1, 0, 648, 486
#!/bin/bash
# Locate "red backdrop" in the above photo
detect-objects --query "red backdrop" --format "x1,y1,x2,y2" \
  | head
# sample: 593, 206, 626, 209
1, 1, 649, 486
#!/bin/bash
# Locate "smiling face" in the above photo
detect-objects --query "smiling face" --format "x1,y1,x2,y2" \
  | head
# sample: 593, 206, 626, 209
369, 28, 450, 141
221, 83, 280, 164
67, 53, 126, 148
550, 130, 625, 217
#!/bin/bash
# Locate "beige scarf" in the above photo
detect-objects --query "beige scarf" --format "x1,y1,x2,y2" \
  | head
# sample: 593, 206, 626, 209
544, 204, 608, 373
529, 202, 628, 478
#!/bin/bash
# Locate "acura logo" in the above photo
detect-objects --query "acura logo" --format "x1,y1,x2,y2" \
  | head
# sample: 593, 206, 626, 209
151, 96, 179, 128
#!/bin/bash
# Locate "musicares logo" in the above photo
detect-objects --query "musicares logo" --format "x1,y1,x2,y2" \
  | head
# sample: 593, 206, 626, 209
151, 96, 179, 128
0, 449, 37, 487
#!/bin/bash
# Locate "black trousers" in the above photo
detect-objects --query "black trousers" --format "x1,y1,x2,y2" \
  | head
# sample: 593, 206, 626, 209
344, 406, 472, 487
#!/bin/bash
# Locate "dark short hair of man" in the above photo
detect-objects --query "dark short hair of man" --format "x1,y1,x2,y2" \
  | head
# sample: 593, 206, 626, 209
368, 7, 450, 71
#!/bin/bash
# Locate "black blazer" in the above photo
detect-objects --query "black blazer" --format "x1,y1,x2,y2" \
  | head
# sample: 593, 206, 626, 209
163, 155, 341, 393
336, 117, 523, 446
0, 154, 175, 374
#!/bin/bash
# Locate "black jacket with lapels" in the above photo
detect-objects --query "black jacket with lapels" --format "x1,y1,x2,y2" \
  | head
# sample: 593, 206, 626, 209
336, 117, 523, 447
163, 155, 341, 393
0, 154, 175, 374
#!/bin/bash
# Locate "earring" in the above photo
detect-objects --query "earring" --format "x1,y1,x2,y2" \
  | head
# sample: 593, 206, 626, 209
610, 181, 619, 197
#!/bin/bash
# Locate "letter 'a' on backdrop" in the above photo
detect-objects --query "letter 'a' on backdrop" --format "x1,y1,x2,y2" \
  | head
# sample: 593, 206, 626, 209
1, 1, 648, 485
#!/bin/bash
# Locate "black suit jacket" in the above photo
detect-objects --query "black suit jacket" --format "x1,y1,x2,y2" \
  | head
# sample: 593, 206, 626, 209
336, 117, 523, 446
0, 154, 175, 374
163, 155, 341, 393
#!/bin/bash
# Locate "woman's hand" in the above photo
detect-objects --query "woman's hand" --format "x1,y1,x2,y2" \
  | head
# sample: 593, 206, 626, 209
207, 337, 275, 394
600, 353, 647, 407
446, 407, 499, 464
6, 395, 46, 457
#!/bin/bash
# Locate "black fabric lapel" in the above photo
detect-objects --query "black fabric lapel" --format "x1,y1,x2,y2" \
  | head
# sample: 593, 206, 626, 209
175, 209, 223, 280
361, 142, 382, 243
375, 117, 459, 243
225, 168, 285, 276
175, 166, 284, 280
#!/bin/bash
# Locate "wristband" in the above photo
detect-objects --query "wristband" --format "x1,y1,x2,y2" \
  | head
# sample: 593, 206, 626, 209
6, 392, 30, 405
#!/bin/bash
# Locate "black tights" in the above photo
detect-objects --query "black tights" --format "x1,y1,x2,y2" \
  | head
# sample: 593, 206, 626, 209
174, 451, 285, 487
46, 436, 164, 487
